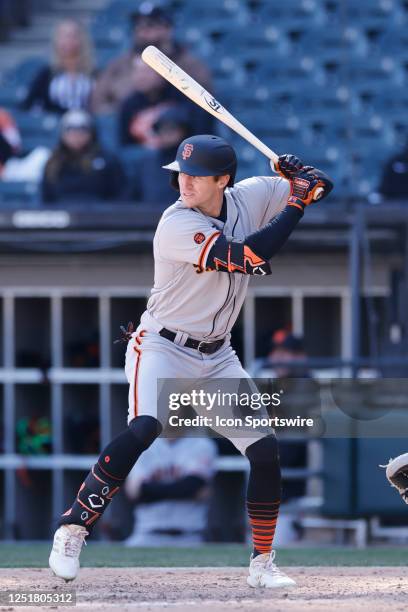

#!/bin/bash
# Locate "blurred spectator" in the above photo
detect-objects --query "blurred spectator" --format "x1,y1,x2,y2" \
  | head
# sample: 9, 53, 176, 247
377, 143, 408, 201
0, 108, 51, 183
124, 434, 217, 546
65, 409, 100, 454
118, 54, 185, 146
22, 20, 95, 114
261, 330, 310, 378
16, 416, 52, 455
91, 2, 212, 114
41, 110, 125, 203
129, 106, 190, 203
253, 330, 309, 516
66, 327, 99, 368
0, 108, 21, 170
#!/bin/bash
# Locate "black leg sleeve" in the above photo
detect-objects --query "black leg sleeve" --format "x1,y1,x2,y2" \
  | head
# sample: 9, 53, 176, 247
57, 416, 162, 533
245, 435, 281, 556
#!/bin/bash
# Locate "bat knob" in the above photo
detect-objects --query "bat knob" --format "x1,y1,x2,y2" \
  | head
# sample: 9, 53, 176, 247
313, 187, 324, 201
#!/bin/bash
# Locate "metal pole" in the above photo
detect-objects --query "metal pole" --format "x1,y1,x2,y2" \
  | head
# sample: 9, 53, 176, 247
350, 204, 363, 378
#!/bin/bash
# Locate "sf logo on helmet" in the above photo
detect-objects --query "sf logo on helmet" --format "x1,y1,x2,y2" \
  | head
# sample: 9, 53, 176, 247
182, 143, 194, 160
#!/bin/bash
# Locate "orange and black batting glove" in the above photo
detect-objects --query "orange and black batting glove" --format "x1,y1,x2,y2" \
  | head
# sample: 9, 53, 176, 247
272, 154, 304, 179
287, 167, 334, 211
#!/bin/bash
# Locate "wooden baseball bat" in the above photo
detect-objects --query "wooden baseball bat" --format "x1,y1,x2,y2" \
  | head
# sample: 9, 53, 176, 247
141, 45, 323, 198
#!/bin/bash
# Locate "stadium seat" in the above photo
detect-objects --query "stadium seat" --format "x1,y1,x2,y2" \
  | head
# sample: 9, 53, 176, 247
0, 57, 44, 107
91, 21, 128, 52
290, 86, 351, 115
94, 0, 139, 24
176, 0, 249, 23
0, 81, 26, 107
4, 57, 44, 85
352, 81, 402, 114
0, 180, 39, 204
118, 145, 146, 183
94, 113, 119, 153
345, 0, 402, 26
250, 56, 324, 89
347, 58, 403, 87
384, 112, 408, 149
9, 110, 59, 153
95, 47, 123, 71
291, 26, 368, 58
212, 24, 290, 58
255, 0, 325, 29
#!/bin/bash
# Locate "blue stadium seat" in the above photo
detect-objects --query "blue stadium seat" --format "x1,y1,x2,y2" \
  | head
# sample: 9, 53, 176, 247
0, 181, 39, 204
0, 58, 45, 107
95, 47, 123, 71
348, 57, 402, 84
353, 82, 408, 116
345, 0, 402, 26
212, 24, 290, 58
383, 112, 408, 149
91, 21, 128, 51
228, 108, 301, 142
10, 110, 59, 153
176, 0, 249, 23
118, 145, 146, 182
348, 125, 394, 196
94, 0, 138, 24
291, 26, 368, 59
94, 113, 119, 152
4, 57, 44, 85
300, 113, 348, 149
250, 56, 324, 88
0, 82, 26, 107
321, 0, 404, 27
255, 0, 325, 29
291, 85, 351, 114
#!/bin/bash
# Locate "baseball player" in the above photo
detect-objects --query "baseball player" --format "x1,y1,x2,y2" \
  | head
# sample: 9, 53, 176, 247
382, 452, 408, 504
49, 134, 333, 588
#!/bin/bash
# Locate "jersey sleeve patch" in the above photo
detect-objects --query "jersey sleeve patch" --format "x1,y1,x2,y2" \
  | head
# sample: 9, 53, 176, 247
194, 232, 206, 244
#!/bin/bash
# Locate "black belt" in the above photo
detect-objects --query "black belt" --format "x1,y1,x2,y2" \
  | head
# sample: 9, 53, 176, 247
159, 328, 225, 354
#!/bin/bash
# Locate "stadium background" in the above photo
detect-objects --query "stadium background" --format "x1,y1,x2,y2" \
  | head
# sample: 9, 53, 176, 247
0, 0, 407, 551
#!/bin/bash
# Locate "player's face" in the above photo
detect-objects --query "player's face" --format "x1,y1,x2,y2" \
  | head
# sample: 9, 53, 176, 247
178, 173, 228, 213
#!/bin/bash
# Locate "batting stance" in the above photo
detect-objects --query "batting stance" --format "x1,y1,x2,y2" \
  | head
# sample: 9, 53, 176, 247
49, 135, 333, 588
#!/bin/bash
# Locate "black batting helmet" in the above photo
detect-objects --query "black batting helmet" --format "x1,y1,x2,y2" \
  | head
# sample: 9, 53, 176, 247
162, 134, 237, 190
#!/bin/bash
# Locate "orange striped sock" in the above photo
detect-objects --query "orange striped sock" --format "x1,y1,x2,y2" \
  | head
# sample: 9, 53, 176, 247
247, 499, 280, 556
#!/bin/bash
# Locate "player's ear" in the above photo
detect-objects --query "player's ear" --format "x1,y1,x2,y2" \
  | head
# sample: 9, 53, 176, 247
216, 174, 230, 190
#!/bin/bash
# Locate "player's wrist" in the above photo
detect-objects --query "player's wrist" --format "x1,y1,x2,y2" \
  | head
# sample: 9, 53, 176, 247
287, 197, 305, 212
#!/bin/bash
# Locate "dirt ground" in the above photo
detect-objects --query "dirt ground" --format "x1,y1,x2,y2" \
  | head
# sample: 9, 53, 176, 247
0, 567, 407, 612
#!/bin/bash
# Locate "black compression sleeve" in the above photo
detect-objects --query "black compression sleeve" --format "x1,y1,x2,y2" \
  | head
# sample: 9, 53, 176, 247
138, 475, 206, 503
245, 205, 303, 261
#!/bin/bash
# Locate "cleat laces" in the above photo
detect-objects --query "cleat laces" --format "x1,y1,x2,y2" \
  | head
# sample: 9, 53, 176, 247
60, 527, 88, 558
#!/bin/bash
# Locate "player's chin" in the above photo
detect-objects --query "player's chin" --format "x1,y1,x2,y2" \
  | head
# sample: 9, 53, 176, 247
181, 195, 196, 207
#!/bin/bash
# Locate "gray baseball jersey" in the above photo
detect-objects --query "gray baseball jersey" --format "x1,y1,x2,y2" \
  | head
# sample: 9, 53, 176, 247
141, 176, 290, 340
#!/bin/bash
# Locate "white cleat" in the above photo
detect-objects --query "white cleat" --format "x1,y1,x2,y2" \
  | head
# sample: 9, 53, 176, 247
247, 550, 296, 589
381, 452, 408, 504
49, 524, 88, 582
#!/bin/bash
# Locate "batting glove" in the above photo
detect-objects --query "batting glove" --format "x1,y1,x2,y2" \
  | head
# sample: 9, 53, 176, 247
287, 167, 334, 211
272, 154, 304, 179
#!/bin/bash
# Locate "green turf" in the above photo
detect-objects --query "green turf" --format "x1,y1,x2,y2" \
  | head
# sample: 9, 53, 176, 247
0, 544, 407, 568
